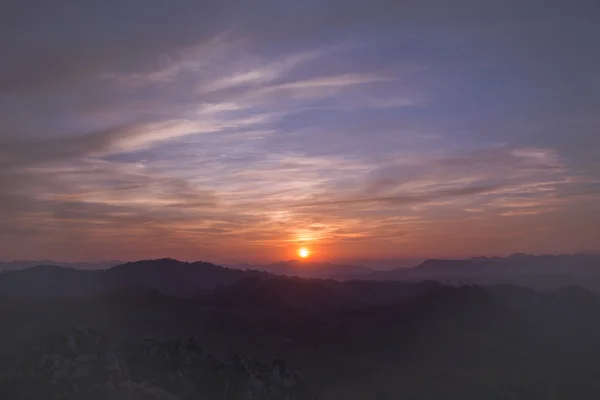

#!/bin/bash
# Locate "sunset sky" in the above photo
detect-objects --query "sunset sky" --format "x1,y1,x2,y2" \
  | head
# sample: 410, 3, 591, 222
1, 0, 599, 263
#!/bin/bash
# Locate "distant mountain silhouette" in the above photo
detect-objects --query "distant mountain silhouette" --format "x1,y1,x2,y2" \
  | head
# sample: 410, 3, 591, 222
366, 253, 600, 290
0, 260, 121, 272
0, 258, 269, 297
233, 260, 373, 280
5, 254, 600, 298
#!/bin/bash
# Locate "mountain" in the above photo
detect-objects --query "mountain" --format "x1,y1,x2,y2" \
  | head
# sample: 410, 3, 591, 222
198, 276, 430, 314
8, 257, 600, 398
366, 253, 600, 290
0, 259, 269, 297
341, 258, 426, 270
0, 326, 316, 400
0, 260, 121, 272
234, 260, 373, 280
5, 280, 600, 398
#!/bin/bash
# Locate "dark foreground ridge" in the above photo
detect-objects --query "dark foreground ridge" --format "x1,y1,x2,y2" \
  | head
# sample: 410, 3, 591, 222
0, 326, 316, 400
5, 270, 600, 398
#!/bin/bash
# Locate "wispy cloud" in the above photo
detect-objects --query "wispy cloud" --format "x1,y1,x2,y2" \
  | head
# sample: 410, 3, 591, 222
100, 34, 235, 87
2, 0, 600, 260
266, 73, 389, 91
199, 50, 321, 92
297, 184, 502, 208
239, 72, 393, 104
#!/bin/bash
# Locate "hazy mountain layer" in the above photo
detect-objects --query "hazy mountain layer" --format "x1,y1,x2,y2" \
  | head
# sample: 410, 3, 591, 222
231, 260, 373, 280
3, 275, 600, 399
366, 253, 600, 290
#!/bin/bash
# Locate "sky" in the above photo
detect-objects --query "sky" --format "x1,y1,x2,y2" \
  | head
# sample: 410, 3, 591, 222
1, 0, 599, 263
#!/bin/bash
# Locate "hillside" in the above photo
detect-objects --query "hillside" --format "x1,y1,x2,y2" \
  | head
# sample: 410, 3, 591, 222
234, 261, 373, 280
3, 277, 600, 398
366, 254, 600, 290
0, 259, 269, 297
0, 326, 316, 400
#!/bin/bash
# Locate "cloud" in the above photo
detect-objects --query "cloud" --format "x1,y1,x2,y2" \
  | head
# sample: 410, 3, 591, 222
297, 184, 503, 208
199, 50, 321, 92
2, 0, 600, 259
0, 0, 234, 94
266, 73, 389, 91
197, 102, 245, 114
499, 208, 558, 217
2, 0, 597, 96
281, 145, 574, 233
236, 73, 393, 104
361, 146, 566, 196
101, 34, 236, 87
0, 121, 198, 169
101, 120, 214, 153
0, 113, 275, 170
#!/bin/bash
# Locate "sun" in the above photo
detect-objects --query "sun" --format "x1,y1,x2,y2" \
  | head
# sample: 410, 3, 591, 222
298, 248, 310, 259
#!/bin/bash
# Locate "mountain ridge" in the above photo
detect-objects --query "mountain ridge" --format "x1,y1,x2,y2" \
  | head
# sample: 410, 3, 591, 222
0, 260, 121, 272
233, 260, 374, 280
4, 281, 600, 398
365, 253, 600, 291
0, 258, 269, 298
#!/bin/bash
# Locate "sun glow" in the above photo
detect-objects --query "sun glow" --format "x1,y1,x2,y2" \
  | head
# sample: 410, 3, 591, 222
298, 248, 310, 259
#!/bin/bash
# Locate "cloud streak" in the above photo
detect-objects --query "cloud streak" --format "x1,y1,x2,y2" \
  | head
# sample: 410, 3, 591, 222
1, 0, 600, 261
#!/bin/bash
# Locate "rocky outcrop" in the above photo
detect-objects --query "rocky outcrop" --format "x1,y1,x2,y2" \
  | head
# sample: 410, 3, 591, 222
2, 327, 316, 400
